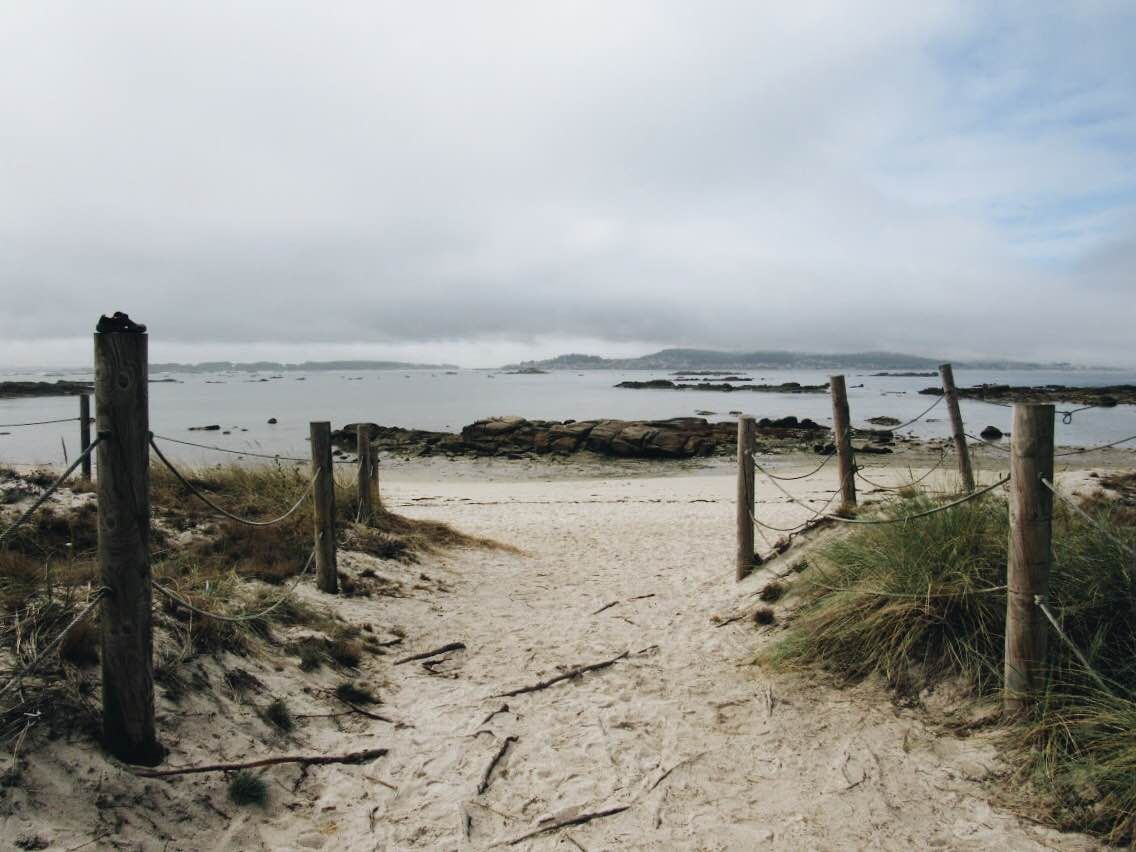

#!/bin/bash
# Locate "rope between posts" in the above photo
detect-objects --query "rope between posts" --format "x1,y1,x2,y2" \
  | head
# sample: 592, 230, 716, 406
150, 433, 310, 463
0, 436, 103, 545
855, 447, 947, 492
752, 457, 842, 521
149, 436, 316, 527
855, 393, 943, 434
0, 417, 81, 428
1034, 596, 1114, 694
747, 450, 834, 482
1055, 434, 1136, 456
825, 475, 1010, 525
1057, 405, 1096, 424
1041, 478, 1136, 558
153, 548, 316, 624
966, 432, 1011, 453
0, 588, 108, 700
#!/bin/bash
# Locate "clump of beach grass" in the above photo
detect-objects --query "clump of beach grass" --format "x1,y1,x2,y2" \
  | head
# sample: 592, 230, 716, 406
263, 697, 294, 732
228, 770, 268, 806
765, 487, 1136, 840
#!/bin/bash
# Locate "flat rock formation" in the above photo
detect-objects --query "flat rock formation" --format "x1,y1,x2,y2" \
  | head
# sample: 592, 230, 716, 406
0, 380, 92, 399
334, 415, 828, 460
919, 383, 1136, 406
616, 379, 828, 393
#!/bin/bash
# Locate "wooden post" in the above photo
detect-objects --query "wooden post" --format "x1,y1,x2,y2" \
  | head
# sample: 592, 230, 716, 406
370, 449, 380, 508
79, 393, 92, 480
939, 363, 975, 493
356, 424, 373, 523
310, 421, 337, 593
829, 375, 856, 510
94, 318, 161, 765
736, 416, 755, 581
1004, 403, 1054, 714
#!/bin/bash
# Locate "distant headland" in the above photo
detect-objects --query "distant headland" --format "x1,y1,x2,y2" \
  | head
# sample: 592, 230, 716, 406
150, 359, 460, 374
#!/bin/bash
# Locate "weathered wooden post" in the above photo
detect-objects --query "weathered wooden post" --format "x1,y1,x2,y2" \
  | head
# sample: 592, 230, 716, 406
371, 450, 380, 508
1004, 403, 1054, 714
79, 393, 92, 480
829, 375, 856, 510
736, 415, 755, 581
356, 424, 373, 523
939, 363, 975, 493
94, 313, 161, 765
310, 421, 337, 593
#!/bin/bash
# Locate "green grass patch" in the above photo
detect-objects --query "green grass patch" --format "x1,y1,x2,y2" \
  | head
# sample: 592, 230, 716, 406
765, 487, 1136, 840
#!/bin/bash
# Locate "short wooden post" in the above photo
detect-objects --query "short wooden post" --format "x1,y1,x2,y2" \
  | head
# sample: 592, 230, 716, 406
939, 363, 975, 493
95, 318, 161, 765
370, 450, 380, 508
356, 424, 373, 523
829, 375, 856, 509
310, 421, 337, 593
79, 393, 92, 480
1004, 403, 1054, 714
736, 415, 755, 581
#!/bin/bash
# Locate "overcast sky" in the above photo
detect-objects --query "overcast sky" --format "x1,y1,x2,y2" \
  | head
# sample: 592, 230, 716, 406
2, 2, 1134, 368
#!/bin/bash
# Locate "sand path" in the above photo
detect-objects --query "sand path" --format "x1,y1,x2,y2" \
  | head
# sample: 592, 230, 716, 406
240, 467, 1086, 851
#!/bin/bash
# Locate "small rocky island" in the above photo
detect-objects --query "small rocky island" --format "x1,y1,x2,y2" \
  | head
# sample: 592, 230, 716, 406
919, 383, 1136, 406
0, 380, 93, 399
616, 379, 828, 393
333, 415, 832, 460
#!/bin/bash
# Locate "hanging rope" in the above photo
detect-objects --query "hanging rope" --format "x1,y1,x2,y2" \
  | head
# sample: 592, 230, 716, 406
1034, 596, 1114, 694
854, 447, 947, 492
1055, 434, 1136, 457
854, 394, 943, 434
150, 433, 309, 463
0, 436, 103, 545
747, 451, 834, 482
0, 588, 108, 700
823, 475, 1010, 525
153, 548, 316, 624
0, 417, 81, 428
149, 436, 316, 527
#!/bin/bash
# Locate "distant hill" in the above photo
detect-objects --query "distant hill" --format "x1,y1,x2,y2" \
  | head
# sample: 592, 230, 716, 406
151, 360, 459, 373
502, 349, 1069, 371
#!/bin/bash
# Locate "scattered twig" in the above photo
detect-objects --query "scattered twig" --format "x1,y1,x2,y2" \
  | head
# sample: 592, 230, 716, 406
479, 703, 511, 727
318, 688, 400, 725
592, 594, 656, 615
65, 832, 113, 852
591, 601, 619, 615
478, 736, 518, 794
395, 641, 466, 665
461, 804, 473, 840
648, 751, 707, 792
505, 805, 631, 845
563, 834, 588, 851
133, 747, 388, 778
712, 613, 747, 628
494, 651, 630, 698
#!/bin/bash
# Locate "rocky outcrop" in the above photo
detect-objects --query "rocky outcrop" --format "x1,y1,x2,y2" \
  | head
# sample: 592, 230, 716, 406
335, 415, 828, 460
0, 380, 92, 399
920, 384, 1135, 407
616, 380, 828, 393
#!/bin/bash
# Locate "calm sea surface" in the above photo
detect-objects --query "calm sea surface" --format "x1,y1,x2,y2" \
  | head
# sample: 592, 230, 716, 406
2, 367, 1134, 466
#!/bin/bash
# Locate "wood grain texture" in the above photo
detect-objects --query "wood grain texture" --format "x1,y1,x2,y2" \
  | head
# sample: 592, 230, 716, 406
95, 330, 162, 765
736, 416, 755, 581
1004, 403, 1054, 713
939, 363, 975, 493
829, 375, 857, 509
310, 421, 338, 593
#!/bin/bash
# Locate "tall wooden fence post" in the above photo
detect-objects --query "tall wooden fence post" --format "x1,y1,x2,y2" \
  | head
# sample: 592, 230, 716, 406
1004, 403, 1054, 714
356, 424, 373, 523
736, 415, 755, 581
79, 393, 92, 480
310, 421, 337, 593
939, 363, 975, 493
94, 314, 161, 765
829, 375, 857, 510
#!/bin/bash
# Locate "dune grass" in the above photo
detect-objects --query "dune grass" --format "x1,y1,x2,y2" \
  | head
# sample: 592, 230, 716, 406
765, 485, 1136, 840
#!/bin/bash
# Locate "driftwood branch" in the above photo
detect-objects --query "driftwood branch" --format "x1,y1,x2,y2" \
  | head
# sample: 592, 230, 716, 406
494, 651, 630, 698
319, 688, 399, 724
505, 805, 630, 845
395, 641, 466, 665
478, 703, 511, 727
478, 735, 518, 794
134, 747, 388, 778
592, 593, 655, 616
